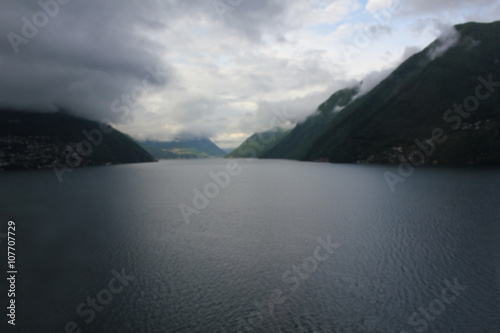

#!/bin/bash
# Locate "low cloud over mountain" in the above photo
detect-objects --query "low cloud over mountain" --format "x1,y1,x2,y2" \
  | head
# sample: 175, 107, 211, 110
1, 0, 499, 147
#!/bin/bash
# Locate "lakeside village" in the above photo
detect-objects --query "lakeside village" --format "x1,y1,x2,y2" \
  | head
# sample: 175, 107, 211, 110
0, 134, 96, 171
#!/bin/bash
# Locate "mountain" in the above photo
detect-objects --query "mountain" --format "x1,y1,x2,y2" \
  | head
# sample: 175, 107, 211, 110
303, 21, 500, 164
261, 85, 359, 160
226, 128, 291, 158
255, 20, 500, 165
0, 110, 156, 171
141, 138, 226, 159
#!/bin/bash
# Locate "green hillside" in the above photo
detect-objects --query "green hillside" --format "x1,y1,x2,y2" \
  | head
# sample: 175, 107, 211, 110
304, 21, 500, 164
225, 128, 291, 158
141, 138, 226, 159
0, 110, 156, 171
262, 85, 359, 160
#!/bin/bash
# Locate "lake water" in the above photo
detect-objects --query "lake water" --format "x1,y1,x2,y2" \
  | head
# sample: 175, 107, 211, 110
0, 159, 499, 332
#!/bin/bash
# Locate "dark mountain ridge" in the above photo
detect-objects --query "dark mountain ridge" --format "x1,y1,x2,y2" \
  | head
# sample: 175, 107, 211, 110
239, 20, 500, 165
304, 20, 500, 164
0, 110, 156, 172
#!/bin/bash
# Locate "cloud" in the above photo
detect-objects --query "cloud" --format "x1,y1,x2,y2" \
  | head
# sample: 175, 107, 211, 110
401, 0, 497, 16
0, 0, 172, 122
366, 0, 403, 13
401, 46, 421, 61
427, 26, 460, 60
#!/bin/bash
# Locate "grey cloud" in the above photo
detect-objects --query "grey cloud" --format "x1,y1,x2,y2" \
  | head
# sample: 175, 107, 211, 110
0, 0, 172, 121
0, 0, 292, 128
410, 17, 451, 36
427, 26, 460, 60
402, 0, 498, 16
215, 0, 290, 42
409, 19, 462, 60
401, 46, 421, 60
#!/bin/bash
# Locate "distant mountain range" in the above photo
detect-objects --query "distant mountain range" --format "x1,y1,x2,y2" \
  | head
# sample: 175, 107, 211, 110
140, 138, 226, 159
230, 20, 500, 165
0, 110, 156, 171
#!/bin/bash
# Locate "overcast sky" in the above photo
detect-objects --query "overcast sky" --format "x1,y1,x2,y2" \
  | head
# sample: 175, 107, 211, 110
1, 0, 499, 148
